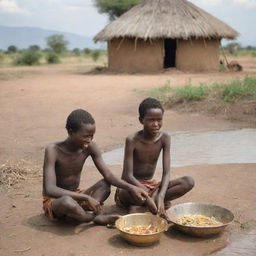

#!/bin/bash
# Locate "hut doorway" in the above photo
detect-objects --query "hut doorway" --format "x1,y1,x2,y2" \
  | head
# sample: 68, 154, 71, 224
164, 39, 176, 68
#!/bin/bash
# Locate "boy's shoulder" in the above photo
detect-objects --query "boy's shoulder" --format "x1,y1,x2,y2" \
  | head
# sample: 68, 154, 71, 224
126, 130, 170, 143
45, 142, 59, 151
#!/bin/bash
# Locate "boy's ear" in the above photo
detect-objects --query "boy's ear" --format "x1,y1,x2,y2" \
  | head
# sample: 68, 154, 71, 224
67, 128, 73, 135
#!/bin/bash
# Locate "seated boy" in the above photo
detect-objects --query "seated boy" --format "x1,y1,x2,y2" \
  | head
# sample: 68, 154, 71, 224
43, 109, 148, 225
115, 98, 195, 215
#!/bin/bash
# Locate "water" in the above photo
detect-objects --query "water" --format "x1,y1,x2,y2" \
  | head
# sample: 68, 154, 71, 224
212, 230, 256, 256
85, 128, 256, 167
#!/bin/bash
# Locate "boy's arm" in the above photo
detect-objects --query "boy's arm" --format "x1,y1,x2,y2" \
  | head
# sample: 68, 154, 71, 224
43, 145, 101, 213
156, 133, 171, 214
122, 136, 148, 191
89, 142, 148, 201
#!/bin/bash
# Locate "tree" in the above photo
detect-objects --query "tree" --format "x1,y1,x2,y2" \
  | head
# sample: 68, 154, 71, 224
7, 45, 18, 53
29, 45, 40, 51
91, 50, 101, 62
46, 34, 68, 54
94, 0, 142, 20
225, 42, 241, 55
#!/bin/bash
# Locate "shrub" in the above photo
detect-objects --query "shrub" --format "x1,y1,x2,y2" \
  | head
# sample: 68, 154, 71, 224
84, 48, 91, 55
14, 50, 41, 66
91, 50, 101, 61
46, 52, 60, 64
0, 52, 5, 63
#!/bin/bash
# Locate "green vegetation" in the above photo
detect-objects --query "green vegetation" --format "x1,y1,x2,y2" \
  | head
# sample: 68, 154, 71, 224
91, 49, 101, 62
46, 34, 68, 54
94, 0, 141, 20
148, 77, 256, 105
218, 77, 256, 102
14, 50, 41, 66
45, 52, 60, 64
221, 43, 256, 57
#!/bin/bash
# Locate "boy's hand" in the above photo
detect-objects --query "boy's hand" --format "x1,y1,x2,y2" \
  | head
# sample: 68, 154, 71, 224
156, 195, 165, 216
130, 186, 149, 203
87, 197, 102, 214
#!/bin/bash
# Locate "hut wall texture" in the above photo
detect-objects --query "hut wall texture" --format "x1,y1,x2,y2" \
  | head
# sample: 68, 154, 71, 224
108, 38, 163, 72
176, 39, 219, 71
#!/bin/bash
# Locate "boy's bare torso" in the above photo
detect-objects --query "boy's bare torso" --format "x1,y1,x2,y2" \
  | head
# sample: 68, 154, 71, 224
130, 131, 167, 180
43, 142, 90, 193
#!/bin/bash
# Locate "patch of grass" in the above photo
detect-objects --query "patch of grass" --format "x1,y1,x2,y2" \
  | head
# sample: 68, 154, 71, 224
148, 80, 208, 104
220, 76, 256, 102
148, 77, 256, 105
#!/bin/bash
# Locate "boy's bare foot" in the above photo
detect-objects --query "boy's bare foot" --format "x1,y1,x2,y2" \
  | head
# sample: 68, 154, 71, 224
145, 197, 157, 214
93, 214, 120, 225
164, 201, 172, 210
129, 205, 147, 213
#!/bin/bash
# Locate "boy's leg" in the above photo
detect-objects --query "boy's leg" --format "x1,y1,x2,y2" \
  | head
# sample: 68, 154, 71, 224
82, 179, 120, 225
52, 195, 119, 225
165, 176, 195, 202
83, 178, 111, 204
52, 196, 95, 222
117, 189, 157, 214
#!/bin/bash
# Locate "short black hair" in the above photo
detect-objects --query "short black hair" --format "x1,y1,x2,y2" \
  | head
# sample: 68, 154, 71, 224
66, 109, 95, 132
139, 98, 164, 119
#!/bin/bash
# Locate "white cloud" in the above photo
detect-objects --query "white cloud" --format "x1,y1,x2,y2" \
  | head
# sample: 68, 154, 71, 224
0, 0, 30, 14
190, 0, 224, 6
233, 0, 256, 8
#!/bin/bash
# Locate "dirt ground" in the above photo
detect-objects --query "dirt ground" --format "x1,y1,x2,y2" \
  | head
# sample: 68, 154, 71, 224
0, 56, 256, 256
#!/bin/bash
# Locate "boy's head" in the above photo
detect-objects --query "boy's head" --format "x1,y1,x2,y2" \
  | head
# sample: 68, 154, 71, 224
66, 109, 95, 133
138, 98, 164, 120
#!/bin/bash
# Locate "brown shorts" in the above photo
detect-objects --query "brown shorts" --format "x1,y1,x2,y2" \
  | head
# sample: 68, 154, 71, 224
114, 179, 161, 209
42, 189, 92, 221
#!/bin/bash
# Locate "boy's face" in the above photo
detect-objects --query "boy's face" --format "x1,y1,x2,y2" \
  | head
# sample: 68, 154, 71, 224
140, 108, 163, 136
69, 123, 96, 150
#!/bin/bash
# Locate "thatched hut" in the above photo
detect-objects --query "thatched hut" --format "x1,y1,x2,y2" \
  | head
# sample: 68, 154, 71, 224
94, 0, 238, 72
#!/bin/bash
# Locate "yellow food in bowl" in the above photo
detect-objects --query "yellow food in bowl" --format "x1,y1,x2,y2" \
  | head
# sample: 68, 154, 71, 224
122, 224, 160, 235
177, 214, 223, 227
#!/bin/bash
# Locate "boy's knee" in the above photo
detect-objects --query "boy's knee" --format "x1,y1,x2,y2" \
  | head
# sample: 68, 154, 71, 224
61, 195, 77, 210
182, 176, 195, 191
100, 179, 111, 195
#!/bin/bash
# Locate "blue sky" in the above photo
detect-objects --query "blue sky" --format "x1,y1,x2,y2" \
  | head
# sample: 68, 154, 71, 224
0, 0, 255, 46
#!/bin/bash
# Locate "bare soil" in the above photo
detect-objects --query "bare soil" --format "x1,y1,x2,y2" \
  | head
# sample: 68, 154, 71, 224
0, 56, 255, 256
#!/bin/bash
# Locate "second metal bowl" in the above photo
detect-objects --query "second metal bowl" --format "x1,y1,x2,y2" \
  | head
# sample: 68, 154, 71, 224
167, 202, 234, 237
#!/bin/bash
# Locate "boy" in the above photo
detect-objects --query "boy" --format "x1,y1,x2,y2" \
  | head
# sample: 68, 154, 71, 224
43, 109, 148, 225
115, 98, 194, 215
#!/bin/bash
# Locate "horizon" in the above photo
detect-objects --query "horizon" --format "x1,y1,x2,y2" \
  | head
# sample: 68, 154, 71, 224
0, 0, 256, 47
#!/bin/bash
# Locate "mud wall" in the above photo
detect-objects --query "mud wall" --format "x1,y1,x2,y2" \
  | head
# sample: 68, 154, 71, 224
176, 39, 220, 71
108, 38, 164, 72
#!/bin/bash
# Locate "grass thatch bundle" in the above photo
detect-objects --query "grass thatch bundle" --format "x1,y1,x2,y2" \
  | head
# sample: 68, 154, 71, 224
94, 0, 238, 41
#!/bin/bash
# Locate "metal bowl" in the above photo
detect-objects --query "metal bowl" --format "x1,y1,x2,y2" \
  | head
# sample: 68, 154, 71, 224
167, 202, 234, 237
115, 213, 168, 246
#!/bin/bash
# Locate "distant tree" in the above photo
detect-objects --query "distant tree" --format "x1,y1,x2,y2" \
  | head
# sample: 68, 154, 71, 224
94, 0, 141, 20
46, 34, 68, 54
84, 48, 91, 55
73, 48, 80, 56
91, 49, 101, 62
225, 42, 241, 54
29, 45, 40, 51
7, 45, 18, 53
46, 52, 60, 64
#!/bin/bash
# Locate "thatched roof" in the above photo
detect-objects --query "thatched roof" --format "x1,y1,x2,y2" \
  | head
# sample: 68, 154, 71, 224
94, 0, 238, 42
